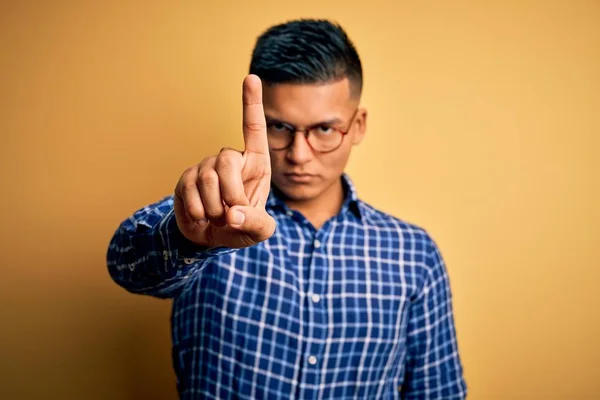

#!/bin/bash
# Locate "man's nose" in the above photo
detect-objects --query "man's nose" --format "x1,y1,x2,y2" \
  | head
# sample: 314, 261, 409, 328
285, 131, 314, 164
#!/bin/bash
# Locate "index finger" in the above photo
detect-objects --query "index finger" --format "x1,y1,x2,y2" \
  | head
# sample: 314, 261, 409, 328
242, 74, 269, 154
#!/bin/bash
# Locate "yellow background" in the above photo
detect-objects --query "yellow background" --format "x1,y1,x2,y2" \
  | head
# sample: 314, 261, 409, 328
1, 1, 598, 398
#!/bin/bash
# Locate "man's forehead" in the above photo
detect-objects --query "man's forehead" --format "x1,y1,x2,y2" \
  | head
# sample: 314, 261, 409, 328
262, 78, 354, 120
263, 78, 351, 101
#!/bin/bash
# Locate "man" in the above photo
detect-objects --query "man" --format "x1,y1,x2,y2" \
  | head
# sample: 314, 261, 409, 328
107, 19, 467, 399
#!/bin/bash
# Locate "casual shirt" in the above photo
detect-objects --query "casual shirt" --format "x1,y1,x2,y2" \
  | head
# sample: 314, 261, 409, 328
107, 174, 467, 399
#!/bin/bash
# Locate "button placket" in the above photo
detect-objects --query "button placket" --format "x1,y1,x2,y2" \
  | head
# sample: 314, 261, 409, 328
306, 233, 327, 380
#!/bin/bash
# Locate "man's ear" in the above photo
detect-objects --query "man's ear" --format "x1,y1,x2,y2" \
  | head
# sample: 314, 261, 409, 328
352, 108, 367, 145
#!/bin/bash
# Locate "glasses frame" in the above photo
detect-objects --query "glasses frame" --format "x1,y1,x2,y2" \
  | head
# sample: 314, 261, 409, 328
267, 107, 360, 153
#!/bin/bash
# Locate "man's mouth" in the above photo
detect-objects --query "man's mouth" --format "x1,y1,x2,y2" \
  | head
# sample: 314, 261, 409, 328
284, 173, 314, 183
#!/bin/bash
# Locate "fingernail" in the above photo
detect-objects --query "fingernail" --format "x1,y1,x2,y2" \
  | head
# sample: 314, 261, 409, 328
231, 210, 245, 226
195, 219, 207, 226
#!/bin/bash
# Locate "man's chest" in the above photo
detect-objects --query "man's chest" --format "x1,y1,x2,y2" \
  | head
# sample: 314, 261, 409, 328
185, 228, 422, 347
172, 226, 428, 395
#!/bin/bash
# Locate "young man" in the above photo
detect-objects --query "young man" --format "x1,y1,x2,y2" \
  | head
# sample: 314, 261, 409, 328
107, 19, 466, 399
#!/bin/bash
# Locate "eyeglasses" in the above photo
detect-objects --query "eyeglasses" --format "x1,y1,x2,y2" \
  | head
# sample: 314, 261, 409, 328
266, 108, 359, 153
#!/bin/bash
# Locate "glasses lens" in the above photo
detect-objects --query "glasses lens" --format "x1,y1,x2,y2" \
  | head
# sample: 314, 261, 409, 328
266, 125, 345, 152
267, 125, 294, 150
308, 127, 343, 152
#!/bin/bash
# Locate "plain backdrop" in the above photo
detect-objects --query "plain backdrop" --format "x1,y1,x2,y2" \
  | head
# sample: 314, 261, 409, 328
1, 1, 599, 399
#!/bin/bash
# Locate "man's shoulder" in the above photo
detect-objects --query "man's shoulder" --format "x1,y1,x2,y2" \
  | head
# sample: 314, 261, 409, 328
357, 199, 434, 246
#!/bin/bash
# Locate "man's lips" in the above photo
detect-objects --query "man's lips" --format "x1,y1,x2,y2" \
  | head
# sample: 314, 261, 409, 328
284, 173, 315, 182
285, 172, 314, 176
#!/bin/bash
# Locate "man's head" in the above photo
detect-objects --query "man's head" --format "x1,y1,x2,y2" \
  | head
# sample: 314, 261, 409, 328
249, 19, 367, 206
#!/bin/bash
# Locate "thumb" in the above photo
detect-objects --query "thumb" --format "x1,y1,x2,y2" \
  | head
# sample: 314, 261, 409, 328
225, 205, 276, 242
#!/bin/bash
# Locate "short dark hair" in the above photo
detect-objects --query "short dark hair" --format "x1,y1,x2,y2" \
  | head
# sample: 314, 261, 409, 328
249, 19, 363, 98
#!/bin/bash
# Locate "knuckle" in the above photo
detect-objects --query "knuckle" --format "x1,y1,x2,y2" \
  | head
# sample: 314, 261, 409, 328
184, 196, 202, 212
198, 168, 218, 186
183, 165, 197, 175
187, 209, 204, 222
219, 147, 239, 155
243, 122, 266, 132
198, 156, 216, 169
205, 207, 223, 219
180, 166, 197, 183
202, 197, 223, 217
216, 153, 238, 169
181, 180, 197, 194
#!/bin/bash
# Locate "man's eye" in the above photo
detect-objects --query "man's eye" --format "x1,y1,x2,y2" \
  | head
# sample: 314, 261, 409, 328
316, 126, 333, 134
268, 123, 290, 133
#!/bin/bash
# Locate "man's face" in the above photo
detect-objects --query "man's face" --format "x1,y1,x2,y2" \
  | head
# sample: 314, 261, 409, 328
262, 78, 367, 203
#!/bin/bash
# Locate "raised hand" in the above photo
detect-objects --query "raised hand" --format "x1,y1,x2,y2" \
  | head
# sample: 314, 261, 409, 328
173, 75, 275, 249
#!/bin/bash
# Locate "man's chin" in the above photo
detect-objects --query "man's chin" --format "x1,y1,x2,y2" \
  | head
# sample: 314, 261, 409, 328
272, 180, 318, 202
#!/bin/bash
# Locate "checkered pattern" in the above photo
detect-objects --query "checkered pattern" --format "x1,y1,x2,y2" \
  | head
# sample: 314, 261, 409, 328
107, 174, 466, 399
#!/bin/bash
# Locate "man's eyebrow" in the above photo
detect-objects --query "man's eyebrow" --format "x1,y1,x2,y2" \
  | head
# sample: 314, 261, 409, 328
265, 116, 287, 125
265, 115, 344, 126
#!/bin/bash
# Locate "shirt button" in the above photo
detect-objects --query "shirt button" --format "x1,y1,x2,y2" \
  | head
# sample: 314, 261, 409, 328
163, 250, 169, 260
314, 239, 321, 248
311, 294, 321, 303
286, 210, 294, 217
183, 258, 195, 265
308, 355, 318, 365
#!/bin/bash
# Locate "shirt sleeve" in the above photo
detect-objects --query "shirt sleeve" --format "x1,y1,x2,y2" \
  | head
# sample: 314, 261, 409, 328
106, 195, 237, 299
401, 235, 467, 399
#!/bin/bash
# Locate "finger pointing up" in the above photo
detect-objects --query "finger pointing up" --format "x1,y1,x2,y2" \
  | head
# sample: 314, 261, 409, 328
242, 74, 269, 155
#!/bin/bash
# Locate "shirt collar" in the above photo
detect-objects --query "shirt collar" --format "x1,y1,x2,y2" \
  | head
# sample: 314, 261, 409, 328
266, 173, 362, 219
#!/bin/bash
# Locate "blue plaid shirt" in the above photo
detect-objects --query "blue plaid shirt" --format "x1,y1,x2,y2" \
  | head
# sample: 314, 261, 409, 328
107, 174, 466, 399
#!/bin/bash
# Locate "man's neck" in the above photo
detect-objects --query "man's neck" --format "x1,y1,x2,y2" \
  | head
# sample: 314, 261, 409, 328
285, 178, 345, 230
